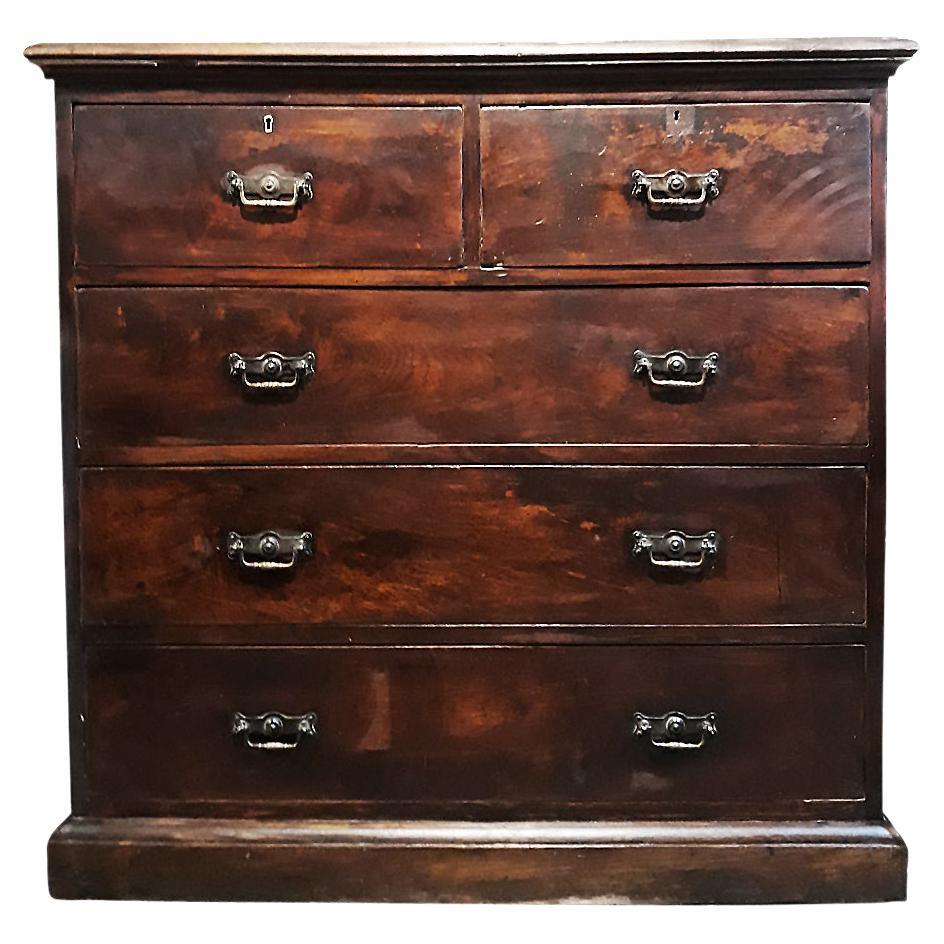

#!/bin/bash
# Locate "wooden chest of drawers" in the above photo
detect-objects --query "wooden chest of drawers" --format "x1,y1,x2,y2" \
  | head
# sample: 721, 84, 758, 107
27, 39, 916, 903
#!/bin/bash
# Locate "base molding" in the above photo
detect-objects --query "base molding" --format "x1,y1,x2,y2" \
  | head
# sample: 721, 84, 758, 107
48, 815, 907, 903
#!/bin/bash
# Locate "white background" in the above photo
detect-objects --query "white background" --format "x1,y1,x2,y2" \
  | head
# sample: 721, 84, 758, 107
2, 1, 941, 939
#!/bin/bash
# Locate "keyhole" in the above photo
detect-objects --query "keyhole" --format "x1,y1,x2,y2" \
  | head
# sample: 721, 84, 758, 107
674, 109, 680, 122
263, 114, 274, 134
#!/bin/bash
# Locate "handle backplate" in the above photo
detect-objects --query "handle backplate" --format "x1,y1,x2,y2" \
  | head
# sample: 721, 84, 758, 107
223, 167, 314, 209
226, 530, 313, 571
229, 351, 317, 391
633, 529, 720, 572
633, 711, 718, 750
232, 711, 318, 751
633, 349, 720, 389
631, 168, 721, 211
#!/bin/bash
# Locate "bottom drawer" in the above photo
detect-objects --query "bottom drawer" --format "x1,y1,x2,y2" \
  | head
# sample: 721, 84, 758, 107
85, 645, 866, 817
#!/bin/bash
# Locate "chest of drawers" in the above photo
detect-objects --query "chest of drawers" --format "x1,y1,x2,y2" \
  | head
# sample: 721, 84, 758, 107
27, 39, 916, 903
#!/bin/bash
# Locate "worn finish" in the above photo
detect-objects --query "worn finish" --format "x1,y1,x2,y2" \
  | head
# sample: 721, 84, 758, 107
26, 40, 918, 89
27, 40, 914, 903
79, 465, 866, 628
77, 286, 869, 450
49, 817, 907, 904
74, 106, 464, 268
482, 103, 871, 266
84, 644, 865, 817
47, 816, 907, 903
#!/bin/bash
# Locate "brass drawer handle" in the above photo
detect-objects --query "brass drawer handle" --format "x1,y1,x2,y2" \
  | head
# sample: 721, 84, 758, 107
226, 530, 313, 571
631, 168, 721, 211
229, 351, 317, 391
632, 529, 720, 572
223, 167, 314, 209
232, 711, 318, 751
633, 711, 718, 750
633, 349, 719, 390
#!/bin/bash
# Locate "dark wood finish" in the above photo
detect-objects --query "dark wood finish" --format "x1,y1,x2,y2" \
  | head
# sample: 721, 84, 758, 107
24, 39, 921, 67
73, 105, 464, 268
73, 263, 871, 287
26, 39, 918, 88
55, 89, 89, 815
48, 816, 906, 903
79, 466, 866, 629
80, 443, 872, 469
77, 286, 868, 450
482, 103, 871, 267
81, 622, 869, 648
27, 40, 915, 903
864, 87, 889, 820
84, 644, 866, 817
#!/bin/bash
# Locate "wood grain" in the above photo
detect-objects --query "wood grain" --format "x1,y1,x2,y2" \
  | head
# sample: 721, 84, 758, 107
78, 465, 867, 628
77, 285, 869, 450
25, 39, 916, 904
84, 644, 866, 817
482, 103, 871, 266
47, 815, 907, 903
74, 105, 463, 268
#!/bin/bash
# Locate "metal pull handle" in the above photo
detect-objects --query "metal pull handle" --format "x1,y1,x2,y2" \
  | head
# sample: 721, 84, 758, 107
232, 711, 318, 751
631, 168, 721, 211
633, 711, 718, 750
229, 351, 316, 391
226, 530, 313, 571
223, 168, 314, 209
632, 529, 720, 572
633, 349, 719, 389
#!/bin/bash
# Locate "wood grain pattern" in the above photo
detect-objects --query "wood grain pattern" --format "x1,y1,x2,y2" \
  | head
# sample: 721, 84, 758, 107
26, 38, 916, 904
25, 39, 920, 65
47, 816, 907, 903
84, 644, 866, 817
72, 263, 871, 288
26, 40, 917, 90
74, 105, 463, 268
78, 466, 867, 629
77, 286, 869, 450
482, 103, 871, 266
81, 622, 869, 648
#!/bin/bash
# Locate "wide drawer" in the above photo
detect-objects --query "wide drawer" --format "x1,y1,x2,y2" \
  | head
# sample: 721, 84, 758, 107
85, 644, 866, 816
79, 466, 866, 628
73, 105, 463, 268
77, 285, 868, 450
481, 103, 871, 266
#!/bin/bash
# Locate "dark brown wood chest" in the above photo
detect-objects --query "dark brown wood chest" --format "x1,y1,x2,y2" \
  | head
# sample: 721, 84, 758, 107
27, 38, 916, 903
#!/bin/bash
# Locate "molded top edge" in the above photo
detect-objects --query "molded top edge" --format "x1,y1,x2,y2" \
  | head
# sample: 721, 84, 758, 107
25, 38, 918, 70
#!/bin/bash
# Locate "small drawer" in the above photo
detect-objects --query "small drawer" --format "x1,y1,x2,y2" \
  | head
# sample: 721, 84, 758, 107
76, 285, 868, 451
79, 465, 866, 630
481, 103, 871, 266
73, 105, 463, 268
85, 644, 866, 817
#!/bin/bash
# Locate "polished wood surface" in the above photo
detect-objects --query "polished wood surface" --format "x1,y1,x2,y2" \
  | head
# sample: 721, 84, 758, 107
79, 465, 866, 628
74, 105, 464, 268
77, 285, 868, 450
28, 39, 914, 903
48, 816, 907, 903
24, 39, 921, 64
482, 103, 871, 266
84, 644, 865, 817
26, 40, 918, 90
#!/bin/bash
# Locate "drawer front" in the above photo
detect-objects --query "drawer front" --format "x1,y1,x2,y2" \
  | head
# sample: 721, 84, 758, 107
73, 105, 463, 268
77, 285, 868, 450
481, 103, 871, 266
79, 466, 866, 628
85, 644, 866, 816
